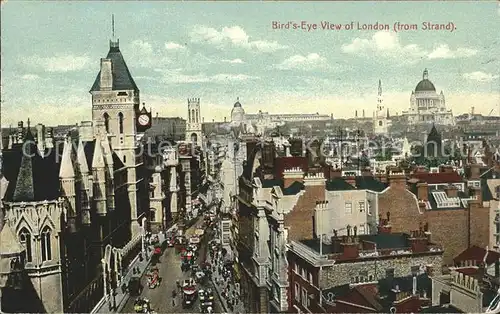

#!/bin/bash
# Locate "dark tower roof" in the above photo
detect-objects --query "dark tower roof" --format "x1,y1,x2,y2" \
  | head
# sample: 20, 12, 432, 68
90, 41, 139, 92
415, 69, 436, 92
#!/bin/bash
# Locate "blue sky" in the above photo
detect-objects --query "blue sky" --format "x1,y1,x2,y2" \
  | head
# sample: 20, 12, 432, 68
1, 1, 499, 127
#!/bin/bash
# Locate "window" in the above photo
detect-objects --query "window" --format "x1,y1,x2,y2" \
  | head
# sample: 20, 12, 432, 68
19, 228, 32, 262
294, 263, 299, 274
294, 283, 300, 301
359, 201, 365, 212
367, 200, 372, 215
191, 109, 195, 123
301, 267, 307, 279
386, 268, 395, 278
118, 112, 124, 134
359, 225, 365, 235
378, 121, 383, 126
308, 272, 313, 283
123, 155, 127, 163
103, 113, 110, 133
301, 288, 309, 308
41, 227, 52, 262
345, 202, 352, 214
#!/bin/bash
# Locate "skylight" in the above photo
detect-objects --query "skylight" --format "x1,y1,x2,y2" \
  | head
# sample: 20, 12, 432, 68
432, 191, 461, 208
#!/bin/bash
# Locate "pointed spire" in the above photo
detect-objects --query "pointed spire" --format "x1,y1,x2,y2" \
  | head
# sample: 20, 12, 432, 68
59, 137, 75, 178
112, 14, 115, 41
92, 135, 106, 168
77, 138, 89, 174
387, 108, 390, 118
378, 79, 382, 96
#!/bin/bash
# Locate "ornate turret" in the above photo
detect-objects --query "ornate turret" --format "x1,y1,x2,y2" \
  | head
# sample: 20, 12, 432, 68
59, 137, 77, 233
92, 136, 107, 215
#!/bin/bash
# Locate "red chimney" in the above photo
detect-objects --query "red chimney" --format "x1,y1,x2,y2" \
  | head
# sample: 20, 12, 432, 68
341, 236, 359, 259
409, 230, 429, 253
387, 168, 407, 189
468, 163, 481, 180
444, 185, 458, 198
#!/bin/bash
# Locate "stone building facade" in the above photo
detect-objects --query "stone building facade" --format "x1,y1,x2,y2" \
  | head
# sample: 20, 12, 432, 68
0, 37, 152, 313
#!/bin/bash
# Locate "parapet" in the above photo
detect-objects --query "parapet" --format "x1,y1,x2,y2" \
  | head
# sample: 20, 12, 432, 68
451, 270, 480, 293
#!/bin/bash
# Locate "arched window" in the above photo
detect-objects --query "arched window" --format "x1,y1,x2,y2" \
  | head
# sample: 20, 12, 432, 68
196, 111, 199, 123
188, 110, 191, 122
103, 113, 110, 133
379, 121, 383, 126
19, 228, 32, 262
41, 227, 52, 262
118, 112, 124, 134
191, 109, 195, 123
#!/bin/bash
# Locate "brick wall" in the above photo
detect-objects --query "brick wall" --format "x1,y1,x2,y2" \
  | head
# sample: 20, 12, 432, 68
469, 200, 490, 249
378, 187, 423, 233
285, 185, 325, 241
424, 209, 467, 264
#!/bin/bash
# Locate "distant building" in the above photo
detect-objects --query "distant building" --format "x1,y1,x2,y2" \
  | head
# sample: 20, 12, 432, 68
146, 116, 186, 141
401, 69, 454, 126
373, 80, 391, 136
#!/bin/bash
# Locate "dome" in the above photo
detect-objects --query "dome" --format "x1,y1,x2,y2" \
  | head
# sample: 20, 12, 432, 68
415, 79, 436, 92
415, 68, 436, 92
234, 101, 242, 108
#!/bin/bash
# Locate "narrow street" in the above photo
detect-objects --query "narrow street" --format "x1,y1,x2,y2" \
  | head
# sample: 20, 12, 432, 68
120, 215, 221, 313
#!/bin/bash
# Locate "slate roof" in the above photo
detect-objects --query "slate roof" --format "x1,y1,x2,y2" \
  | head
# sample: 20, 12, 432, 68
3, 130, 60, 202
420, 305, 463, 313
283, 181, 304, 195
326, 178, 355, 191
262, 178, 283, 188
90, 44, 138, 92
378, 274, 431, 309
355, 176, 388, 192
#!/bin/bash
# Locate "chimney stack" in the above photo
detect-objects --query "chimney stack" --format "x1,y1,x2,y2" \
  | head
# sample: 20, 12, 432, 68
417, 182, 429, 201
387, 167, 407, 189
329, 166, 342, 179
283, 167, 304, 189
470, 187, 483, 203
361, 167, 372, 177
409, 230, 429, 253
444, 185, 458, 198
468, 163, 481, 180
341, 227, 359, 259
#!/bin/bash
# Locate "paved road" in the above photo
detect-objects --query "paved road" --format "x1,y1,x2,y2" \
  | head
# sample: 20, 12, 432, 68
120, 216, 220, 313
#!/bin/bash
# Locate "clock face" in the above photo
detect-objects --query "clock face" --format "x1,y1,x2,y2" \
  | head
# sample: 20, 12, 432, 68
138, 114, 150, 126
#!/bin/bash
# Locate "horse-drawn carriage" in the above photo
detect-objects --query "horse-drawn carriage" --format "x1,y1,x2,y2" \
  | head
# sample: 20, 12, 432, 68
146, 267, 161, 289
182, 278, 197, 308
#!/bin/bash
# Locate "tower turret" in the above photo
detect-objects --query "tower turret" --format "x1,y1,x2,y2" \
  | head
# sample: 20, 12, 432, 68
92, 136, 107, 215
59, 137, 77, 233
77, 138, 92, 224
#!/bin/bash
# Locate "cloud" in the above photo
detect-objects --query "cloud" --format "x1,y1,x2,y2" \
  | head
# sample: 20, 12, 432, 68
165, 42, 186, 50
21, 74, 40, 80
342, 31, 477, 62
160, 69, 258, 84
222, 58, 244, 64
276, 53, 327, 70
190, 25, 287, 52
127, 40, 170, 67
24, 55, 90, 72
428, 44, 477, 59
463, 71, 499, 82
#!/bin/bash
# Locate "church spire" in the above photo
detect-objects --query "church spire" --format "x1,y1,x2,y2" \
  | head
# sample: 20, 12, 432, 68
378, 79, 382, 97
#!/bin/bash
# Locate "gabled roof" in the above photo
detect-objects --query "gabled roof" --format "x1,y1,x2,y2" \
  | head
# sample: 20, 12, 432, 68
355, 176, 388, 192
90, 44, 138, 92
454, 245, 500, 266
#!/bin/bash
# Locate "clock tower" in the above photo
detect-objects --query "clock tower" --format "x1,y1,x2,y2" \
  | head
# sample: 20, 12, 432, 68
89, 35, 144, 237
137, 103, 152, 133
185, 98, 203, 147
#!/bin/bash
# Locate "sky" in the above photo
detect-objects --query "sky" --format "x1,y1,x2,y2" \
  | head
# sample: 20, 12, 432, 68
1, 1, 500, 127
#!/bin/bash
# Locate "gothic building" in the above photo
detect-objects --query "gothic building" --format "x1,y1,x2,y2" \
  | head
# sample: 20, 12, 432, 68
402, 69, 455, 126
185, 98, 203, 147
0, 36, 151, 313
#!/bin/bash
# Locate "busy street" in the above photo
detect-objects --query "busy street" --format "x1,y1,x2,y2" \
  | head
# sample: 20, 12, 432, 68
120, 212, 221, 314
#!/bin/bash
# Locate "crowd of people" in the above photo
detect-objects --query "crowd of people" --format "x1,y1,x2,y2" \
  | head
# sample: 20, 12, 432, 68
208, 224, 245, 314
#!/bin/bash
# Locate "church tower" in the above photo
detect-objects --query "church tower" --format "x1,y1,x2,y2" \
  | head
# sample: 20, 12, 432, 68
373, 80, 391, 136
185, 98, 203, 147
89, 19, 143, 236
